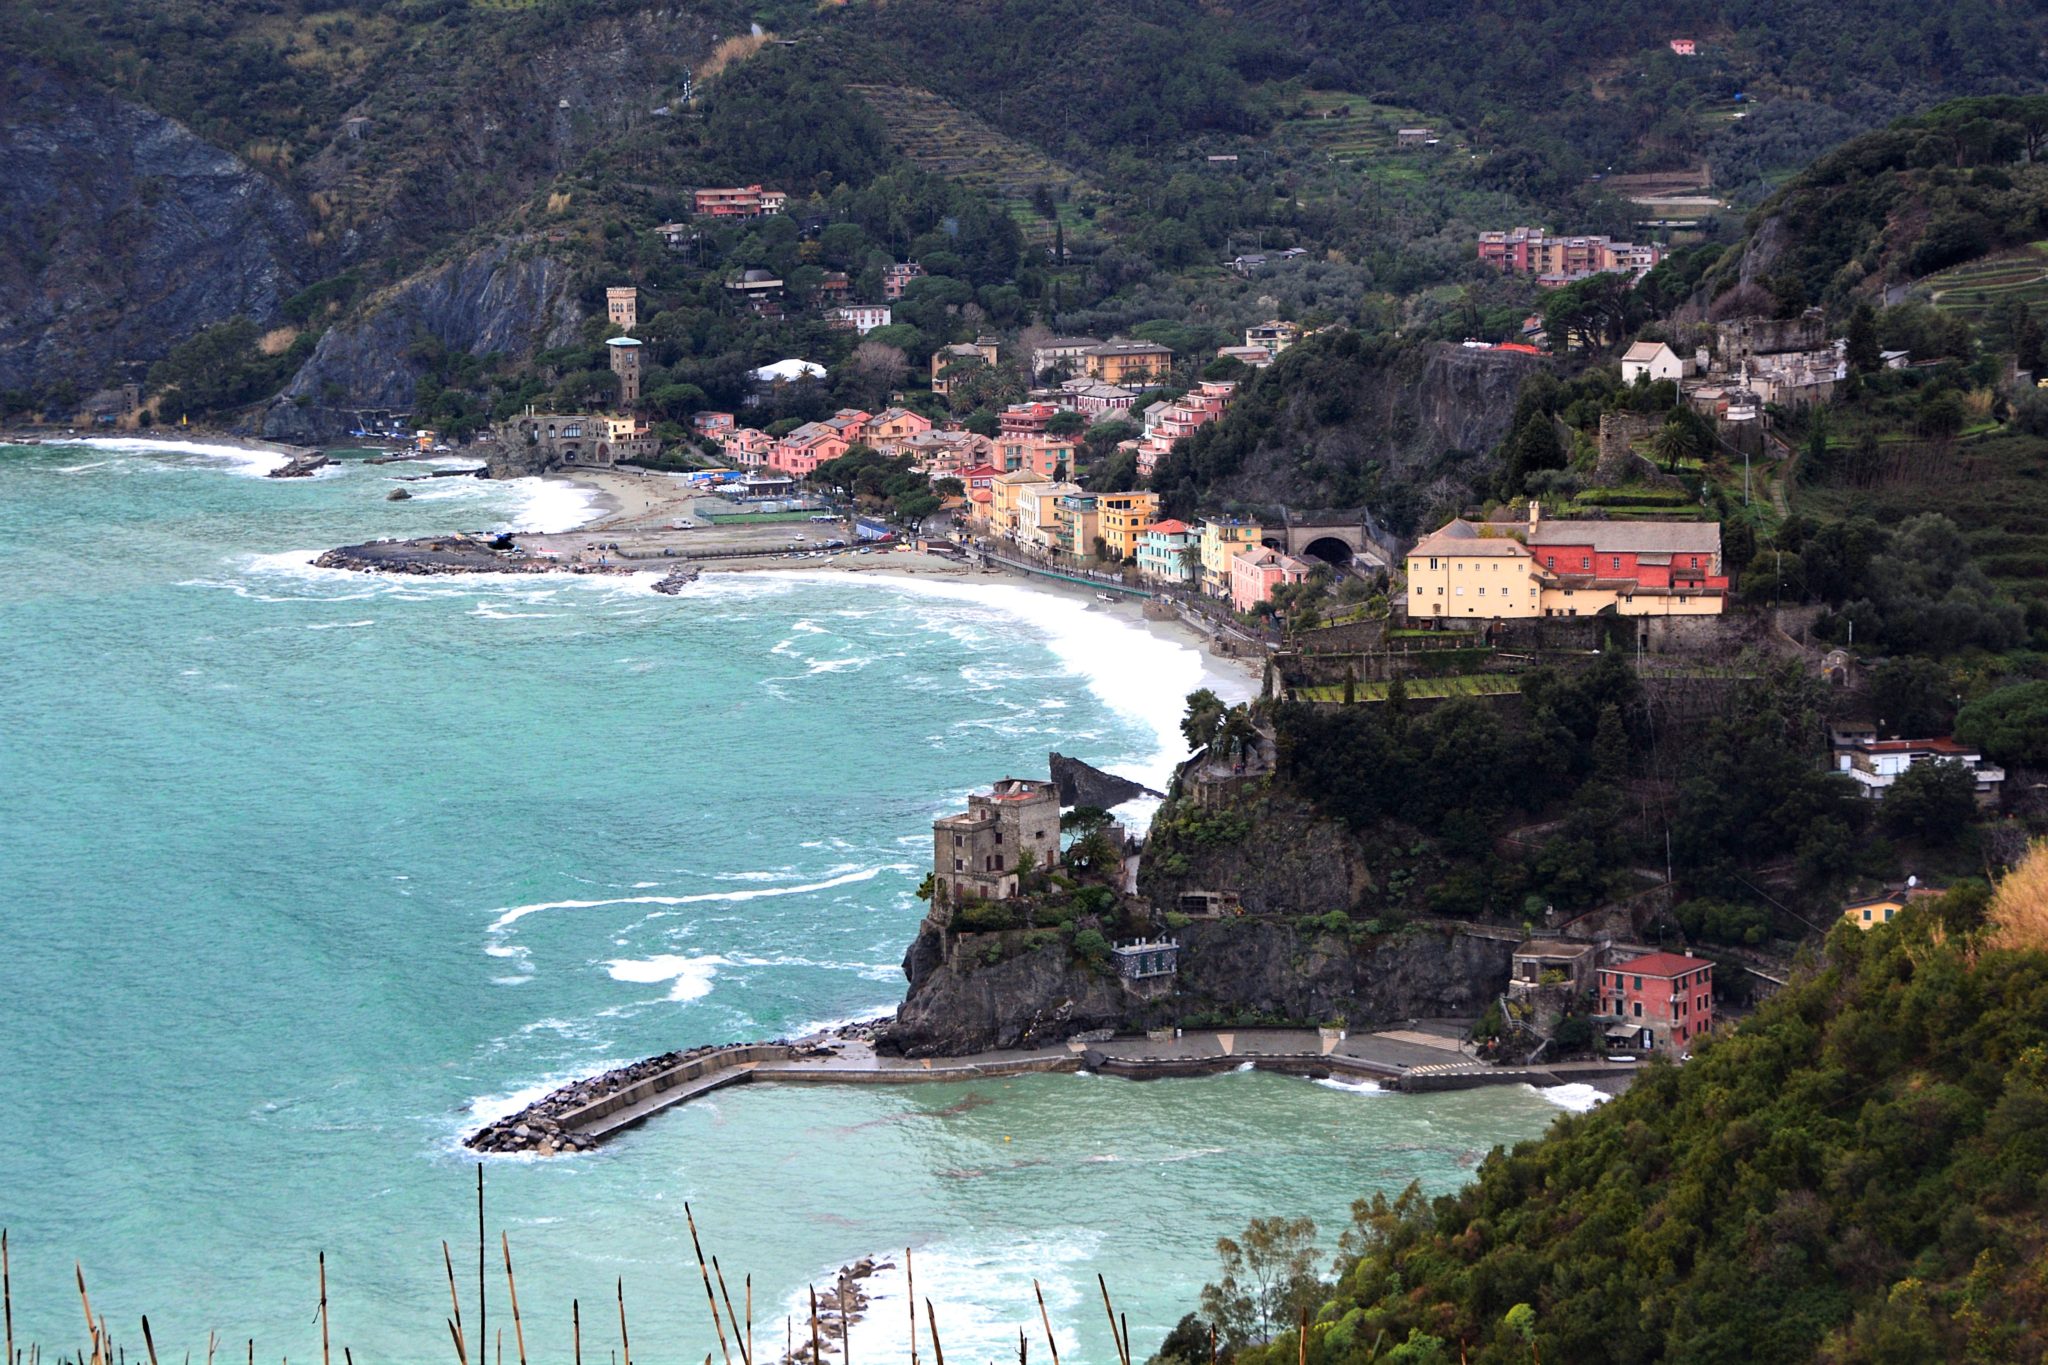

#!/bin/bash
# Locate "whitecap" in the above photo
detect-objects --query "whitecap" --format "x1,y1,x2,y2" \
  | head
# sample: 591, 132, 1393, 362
1533, 1082, 1610, 1112
306, 619, 374, 630
1313, 1076, 1388, 1096
603, 953, 728, 1002
70, 436, 294, 476
486, 864, 909, 932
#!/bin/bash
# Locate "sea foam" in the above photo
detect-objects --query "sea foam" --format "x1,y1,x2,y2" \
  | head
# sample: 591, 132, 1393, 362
1534, 1082, 1611, 1112
486, 864, 906, 932
602, 953, 728, 1001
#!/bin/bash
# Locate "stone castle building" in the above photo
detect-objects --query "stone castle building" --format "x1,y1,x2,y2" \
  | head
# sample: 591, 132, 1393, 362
606, 336, 642, 404
607, 286, 638, 332
932, 778, 1061, 904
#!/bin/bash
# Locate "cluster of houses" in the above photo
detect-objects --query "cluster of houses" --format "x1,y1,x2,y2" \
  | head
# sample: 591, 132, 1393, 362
1827, 722, 2006, 806
1508, 937, 1716, 1056
1620, 310, 1910, 426
1404, 502, 1731, 620
1477, 227, 1668, 287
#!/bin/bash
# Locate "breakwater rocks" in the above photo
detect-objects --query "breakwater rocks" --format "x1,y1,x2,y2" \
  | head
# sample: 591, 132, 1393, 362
467, 1042, 794, 1155
266, 451, 332, 478
315, 536, 637, 576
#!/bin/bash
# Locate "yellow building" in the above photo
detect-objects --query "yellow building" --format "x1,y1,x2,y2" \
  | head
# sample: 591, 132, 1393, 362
1097, 491, 1161, 562
1198, 518, 1263, 597
990, 471, 1053, 540
1842, 883, 1942, 930
1404, 505, 1728, 622
1084, 340, 1174, 387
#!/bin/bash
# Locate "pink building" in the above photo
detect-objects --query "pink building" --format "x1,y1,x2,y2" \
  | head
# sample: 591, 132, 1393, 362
882, 262, 925, 300
768, 423, 850, 477
993, 435, 1076, 478
720, 428, 773, 466
1229, 545, 1313, 612
693, 411, 736, 436
866, 407, 934, 445
694, 185, 786, 218
1477, 228, 1666, 286
1597, 951, 1713, 1055
1136, 379, 1236, 478
999, 402, 1061, 437
1668, 38, 1697, 55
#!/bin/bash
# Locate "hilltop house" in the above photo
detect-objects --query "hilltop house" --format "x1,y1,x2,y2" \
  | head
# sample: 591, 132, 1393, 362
829, 304, 892, 334
932, 337, 1001, 396
1831, 736, 2006, 805
1245, 320, 1302, 357
694, 185, 786, 218
1404, 503, 1728, 620
931, 778, 1062, 905
1842, 880, 1945, 930
1030, 336, 1104, 380
1622, 340, 1685, 384
1478, 228, 1667, 286
1084, 339, 1175, 388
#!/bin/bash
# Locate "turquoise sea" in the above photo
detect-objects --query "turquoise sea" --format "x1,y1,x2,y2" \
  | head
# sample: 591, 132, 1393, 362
0, 440, 1583, 1364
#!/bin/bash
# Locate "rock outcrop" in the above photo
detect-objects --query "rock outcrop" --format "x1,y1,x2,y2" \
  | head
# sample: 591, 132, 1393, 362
261, 240, 583, 442
1048, 751, 1161, 809
882, 914, 1513, 1057
0, 59, 314, 392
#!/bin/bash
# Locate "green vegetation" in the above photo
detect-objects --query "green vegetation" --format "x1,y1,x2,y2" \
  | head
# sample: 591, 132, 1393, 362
1185, 872, 2048, 1363
148, 318, 311, 421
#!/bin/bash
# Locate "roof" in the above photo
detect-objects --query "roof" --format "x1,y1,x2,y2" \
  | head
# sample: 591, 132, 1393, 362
1039, 336, 1103, 349
1145, 519, 1194, 535
1527, 519, 1720, 556
1088, 339, 1174, 356
1615, 951, 1714, 978
1412, 520, 1530, 558
1853, 737, 1978, 756
605, 336, 643, 348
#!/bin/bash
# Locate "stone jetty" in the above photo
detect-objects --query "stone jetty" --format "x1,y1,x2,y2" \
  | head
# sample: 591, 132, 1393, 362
315, 535, 637, 576
266, 451, 332, 478
464, 1018, 1637, 1157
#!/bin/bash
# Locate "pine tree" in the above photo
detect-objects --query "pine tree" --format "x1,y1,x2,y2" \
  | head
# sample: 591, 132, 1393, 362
1845, 303, 1881, 373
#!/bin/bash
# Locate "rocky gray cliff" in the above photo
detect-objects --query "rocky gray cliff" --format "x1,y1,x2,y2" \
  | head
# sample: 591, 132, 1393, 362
260, 240, 583, 442
883, 914, 1512, 1056
0, 59, 313, 393
1172, 338, 1546, 532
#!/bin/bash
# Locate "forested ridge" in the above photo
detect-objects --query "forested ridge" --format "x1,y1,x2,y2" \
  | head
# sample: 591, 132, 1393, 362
1158, 864, 2048, 1364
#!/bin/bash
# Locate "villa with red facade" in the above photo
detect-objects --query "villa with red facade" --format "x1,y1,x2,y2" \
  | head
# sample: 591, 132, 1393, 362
1597, 951, 1715, 1055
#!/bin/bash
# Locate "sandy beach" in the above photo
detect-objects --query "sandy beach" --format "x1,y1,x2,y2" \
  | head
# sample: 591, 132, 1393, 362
541, 465, 1265, 693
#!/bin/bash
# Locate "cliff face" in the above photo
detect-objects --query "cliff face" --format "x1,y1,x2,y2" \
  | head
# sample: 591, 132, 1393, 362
883, 914, 1512, 1056
1172, 338, 1545, 533
1140, 785, 1375, 915
0, 59, 313, 392
260, 240, 583, 442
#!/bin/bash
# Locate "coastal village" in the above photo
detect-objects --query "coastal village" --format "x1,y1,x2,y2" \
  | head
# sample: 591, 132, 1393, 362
289, 181, 2024, 1140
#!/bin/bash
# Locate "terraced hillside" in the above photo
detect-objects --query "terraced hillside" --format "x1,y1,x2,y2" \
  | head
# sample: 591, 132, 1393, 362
1276, 89, 1460, 162
844, 82, 1091, 236
1920, 244, 2048, 324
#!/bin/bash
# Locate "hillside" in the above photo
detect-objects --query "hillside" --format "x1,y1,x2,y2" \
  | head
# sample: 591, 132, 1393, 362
1196, 867, 2048, 1364
1151, 331, 1544, 529
1705, 97, 2048, 315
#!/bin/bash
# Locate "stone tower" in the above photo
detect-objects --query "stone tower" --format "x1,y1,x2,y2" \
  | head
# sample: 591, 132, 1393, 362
606, 336, 643, 404
606, 286, 638, 332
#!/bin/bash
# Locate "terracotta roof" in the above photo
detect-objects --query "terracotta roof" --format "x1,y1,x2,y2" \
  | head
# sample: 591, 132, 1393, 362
1615, 951, 1714, 978
1527, 519, 1719, 556
1145, 519, 1193, 535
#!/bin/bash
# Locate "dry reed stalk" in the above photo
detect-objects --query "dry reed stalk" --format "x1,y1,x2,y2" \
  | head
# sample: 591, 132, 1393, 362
318, 1253, 330, 1365
1094, 1277, 1125, 1365
836, 1280, 850, 1365
141, 1315, 160, 1365
442, 1243, 468, 1365
744, 1275, 752, 1365
500, 1235, 527, 1365
712, 1260, 747, 1365
2, 1228, 11, 1365
808, 1289, 820, 1365
573, 1300, 581, 1365
1297, 1305, 1307, 1365
1031, 1280, 1058, 1365
615, 1279, 631, 1365
476, 1167, 486, 1363
906, 1250, 917, 1365
922, 1301, 944, 1365
682, 1206, 732, 1365
73, 1264, 98, 1365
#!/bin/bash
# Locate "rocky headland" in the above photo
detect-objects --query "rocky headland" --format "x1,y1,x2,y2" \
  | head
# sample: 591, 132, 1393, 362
315, 535, 636, 576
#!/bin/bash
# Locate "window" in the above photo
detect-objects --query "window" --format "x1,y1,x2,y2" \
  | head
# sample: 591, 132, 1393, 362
1478, 586, 1486, 596
1611, 556, 1621, 570
1632, 1002, 1642, 1018
1455, 586, 1464, 596
954, 859, 964, 871
994, 832, 1003, 845
1581, 556, 1591, 569
1546, 555, 1556, 568
1633, 976, 1642, 990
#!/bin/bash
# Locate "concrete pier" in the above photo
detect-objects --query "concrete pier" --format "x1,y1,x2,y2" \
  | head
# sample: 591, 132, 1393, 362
467, 1021, 1641, 1155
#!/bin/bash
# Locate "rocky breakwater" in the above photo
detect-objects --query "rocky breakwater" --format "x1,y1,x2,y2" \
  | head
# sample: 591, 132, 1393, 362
468, 1042, 794, 1156
266, 452, 332, 479
315, 534, 636, 576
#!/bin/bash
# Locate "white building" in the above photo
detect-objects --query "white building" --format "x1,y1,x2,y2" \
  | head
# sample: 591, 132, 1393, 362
1832, 736, 2006, 805
1622, 340, 1686, 385
830, 304, 892, 335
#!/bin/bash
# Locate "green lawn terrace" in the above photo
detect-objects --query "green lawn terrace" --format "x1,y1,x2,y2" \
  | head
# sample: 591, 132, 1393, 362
1269, 87, 1467, 165
1294, 674, 1520, 703
1918, 243, 2048, 325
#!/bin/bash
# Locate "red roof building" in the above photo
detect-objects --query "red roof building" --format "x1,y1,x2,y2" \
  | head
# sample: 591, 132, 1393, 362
1598, 951, 1714, 1055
